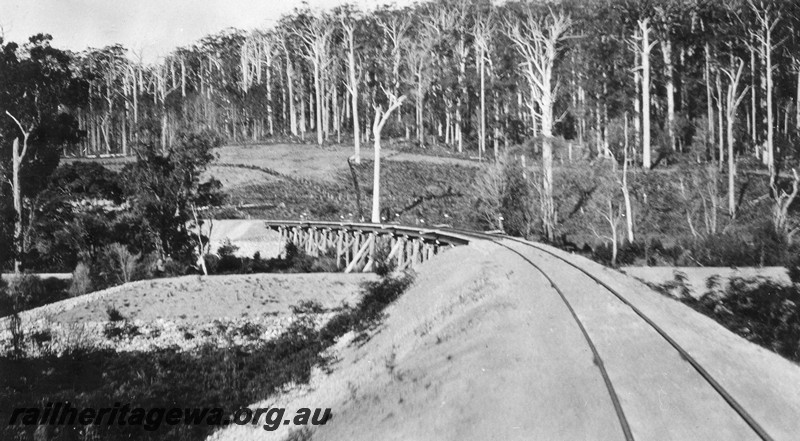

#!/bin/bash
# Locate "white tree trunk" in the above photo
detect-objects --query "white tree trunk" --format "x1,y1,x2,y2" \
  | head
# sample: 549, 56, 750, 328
370, 94, 406, 223
7, 112, 30, 274
705, 44, 715, 150
314, 59, 323, 145
640, 19, 654, 169
662, 39, 675, 150
347, 29, 360, 163
766, 33, 774, 185
479, 46, 486, 159
287, 56, 297, 136
12, 139, 22, 274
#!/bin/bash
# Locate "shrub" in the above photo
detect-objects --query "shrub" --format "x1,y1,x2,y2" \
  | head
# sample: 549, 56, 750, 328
372, 242, 396, 277
311, 201, 340, 218
162, 258, 189, 277
789, 253, 800, 284
291, 300, 325, 315
318, 312, 353, 346
106, 306, 125, 322
203, 254, 220, 274
102, 321, 140, 340
319, 272, 416, 345
687, 279, 800, 362
687, 224, 794, 267
353, 273, 415, 330
217, 239, 239, 257
107, 243, 139, 283
69, 262, 92, 296
133, 252, 158, 281
216, 254, 243, 273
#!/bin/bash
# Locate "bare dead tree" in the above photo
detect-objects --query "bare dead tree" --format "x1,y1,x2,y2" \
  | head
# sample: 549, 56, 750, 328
296, 15, 333, 146
721, 58, 749, 218
278, 32, 298, 137
472, 158, 507, 231
241, 31, 275, 138
473, 12, 494, 161
506, 8, 571, 241
635, 18, 657, 169
620, 114, 635, 243
378, 14, 410, 133
152, 59, 180, 150
342, 17, 361, 163
590, 198, 623, 266
772, 169, 800, 241
749, 0, 780, 187
371, 88, 406, 223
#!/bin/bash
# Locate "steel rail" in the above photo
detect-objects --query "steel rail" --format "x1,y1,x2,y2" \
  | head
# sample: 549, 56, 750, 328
260, 220, 772, 440
443, 227, 774, 441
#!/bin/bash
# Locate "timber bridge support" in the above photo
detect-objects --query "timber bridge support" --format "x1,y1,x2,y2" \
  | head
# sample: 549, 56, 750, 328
265, 221, 471, 273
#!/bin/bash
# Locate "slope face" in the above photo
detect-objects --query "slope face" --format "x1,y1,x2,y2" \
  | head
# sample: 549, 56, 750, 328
210, 241, 630, 441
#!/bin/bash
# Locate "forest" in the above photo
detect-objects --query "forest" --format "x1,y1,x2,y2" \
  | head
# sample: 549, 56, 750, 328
2, 0, 800, 274
3, 4, 800, 438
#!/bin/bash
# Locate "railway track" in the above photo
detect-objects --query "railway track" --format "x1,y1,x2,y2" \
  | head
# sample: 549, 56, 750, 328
256, 220, 797, 439
444, 227, 774, 441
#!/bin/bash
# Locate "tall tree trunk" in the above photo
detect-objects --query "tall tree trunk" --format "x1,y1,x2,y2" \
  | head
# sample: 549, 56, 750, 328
12, 138, 23, 273
314, 60, 323, 145
416, 71, 424, 147
622, 114, 634, 243
371, 95, 406, 223
371, 120, 383, 223
286, 56, 297, 136
541, 79, 556, 241
727, 99, 736, 218
766, 34, 774, 186
662, 39, 676, 150
634, 51, 641, 161
7, 114, 30, 274
796, 62, 800, 131
640, 19, 654, 169
479, 45, 486, 160
456, 37, 467, 154
705, 44, 715, 153
716, 71, 725, 170
347, 29, 360, 163
267, 62, 273, 136
493, 89, 500, 159
751, 44, 758, 145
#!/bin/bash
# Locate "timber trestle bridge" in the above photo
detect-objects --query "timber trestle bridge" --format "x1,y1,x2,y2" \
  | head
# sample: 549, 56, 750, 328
265, 221, 474, 273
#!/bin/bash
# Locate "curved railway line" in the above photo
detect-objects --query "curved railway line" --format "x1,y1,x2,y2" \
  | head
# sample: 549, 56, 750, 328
445, 228, 774, 441
260, 220, 798, 439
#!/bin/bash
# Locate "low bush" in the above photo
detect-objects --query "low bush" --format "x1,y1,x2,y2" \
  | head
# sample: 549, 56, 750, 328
69, 262, 92, 296
106, 305, 125, 322
0, 274, 70, 316
685, 278, 800, 362
586, 223, 798, 268
318, 271, 415, 345
208, 243, 338, 275
649, 272, 800, 363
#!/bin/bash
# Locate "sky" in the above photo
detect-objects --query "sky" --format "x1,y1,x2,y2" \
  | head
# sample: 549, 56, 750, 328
0, 0, 413, 62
